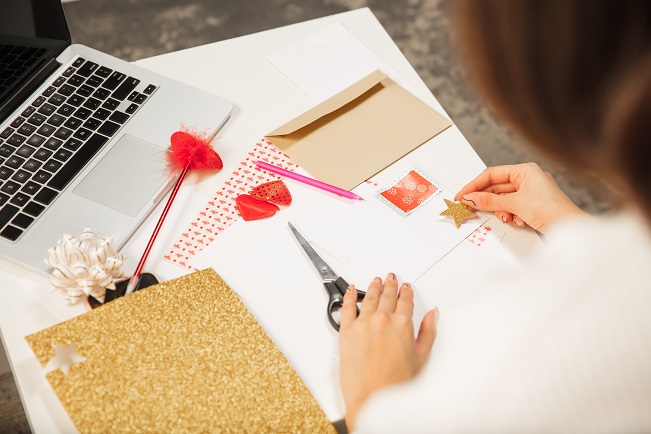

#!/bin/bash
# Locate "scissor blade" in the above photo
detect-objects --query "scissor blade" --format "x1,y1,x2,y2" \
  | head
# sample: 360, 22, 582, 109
288, 222, 338, 282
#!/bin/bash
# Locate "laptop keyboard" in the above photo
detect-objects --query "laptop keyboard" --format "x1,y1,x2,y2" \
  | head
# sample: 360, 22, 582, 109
0, 44, 47, 97
0, 56, 157, 242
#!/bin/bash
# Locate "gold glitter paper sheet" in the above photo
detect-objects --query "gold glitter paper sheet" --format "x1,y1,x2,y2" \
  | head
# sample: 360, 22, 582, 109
26, 268, 336, 433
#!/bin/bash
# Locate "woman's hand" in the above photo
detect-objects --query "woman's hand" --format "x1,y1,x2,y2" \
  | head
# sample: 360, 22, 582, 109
454, 163, 589, 233
339, 273, 438, 431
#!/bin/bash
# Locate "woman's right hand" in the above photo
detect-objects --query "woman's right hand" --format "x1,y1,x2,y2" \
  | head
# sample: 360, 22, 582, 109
454, 163, 589, 233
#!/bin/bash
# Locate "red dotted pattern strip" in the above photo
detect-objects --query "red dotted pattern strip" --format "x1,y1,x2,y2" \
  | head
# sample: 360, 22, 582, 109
163, 138, 298, 269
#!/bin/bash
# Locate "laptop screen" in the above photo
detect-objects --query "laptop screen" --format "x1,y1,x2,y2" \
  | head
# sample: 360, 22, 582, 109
0, 0, 71, 119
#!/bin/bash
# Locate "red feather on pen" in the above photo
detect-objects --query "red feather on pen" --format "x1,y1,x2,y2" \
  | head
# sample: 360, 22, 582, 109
124, 129, 223, 295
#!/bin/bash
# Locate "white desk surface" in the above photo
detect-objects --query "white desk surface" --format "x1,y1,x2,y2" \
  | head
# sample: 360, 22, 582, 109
0, 8, 542, 433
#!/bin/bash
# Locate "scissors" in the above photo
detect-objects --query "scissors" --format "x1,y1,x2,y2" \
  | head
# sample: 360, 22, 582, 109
288, 222, 365, 331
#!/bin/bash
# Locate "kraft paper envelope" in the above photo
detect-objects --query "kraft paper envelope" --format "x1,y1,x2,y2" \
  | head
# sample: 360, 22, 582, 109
265, 70, 452, 190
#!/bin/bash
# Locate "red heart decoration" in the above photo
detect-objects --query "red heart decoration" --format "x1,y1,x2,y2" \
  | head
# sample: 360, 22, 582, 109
236, 194, 279, 221
250, 180, 292, 206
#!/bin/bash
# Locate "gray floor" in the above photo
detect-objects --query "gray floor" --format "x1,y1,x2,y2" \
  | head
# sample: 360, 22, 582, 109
0, 0, 612, 432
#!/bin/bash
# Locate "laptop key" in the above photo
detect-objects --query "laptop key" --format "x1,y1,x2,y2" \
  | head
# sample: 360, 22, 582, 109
77, 85, 93, 97
16, 144, 35, 158
83, 97, 101, 110
6, 156, 25, 169
0, 204, 20, 227
23, 201, 45, 217
64, 117, 82, 130
56, 104, 75, 117
1, 180, 20, 195
101, 71, 126, 90
34, 149, 52, 161
54, 127, 73, 140
125, 103, 138, 114
47, 134, 109, 191
143, 84, 156, 95
37, 103, 56, 116
92, 108, 110, 120
83, 118, 101, 130
0, 193, 8, 206
32, 96, 46, 107
73, 107, 92, 120
28, 113, 47, 125
47, 114, 65, 127
52, 76, 66, 87
58, 84, 75, 96
21, 106, 35, 117
112, 77, 140, 100
73, 128, 92, 141
92, 88, 110, 100
101, 98, 119, 111
0, 167, 12, 179
10, 117, 25, 128
53, 149, 72, 162
77, 61, 98, 77
42, 86, 56, 97
11, 169, 30, 183
1, 128, 14, 139
17, 124, 36, 136
72, 58, 85, 68
43, 138, 63, 150
109, 111, 129, 124
10, 193, 29, 207
134, 94, 147, 104
63, 138, 82, 151
97, 120, 120, 137
7, 134, 26, 146
37, 124, 56, 137
12, 213, 34, 229
0, 144, 15, 158
47, 93, 66, 106
62, 67, 76, 77
95, 66, 112, 78
67, 74, 84, 87
21, 181, 40, 195
34, 186, 58, 204
86, 76, 103, 88
32, 170, 51, 184
43, 159, 62, 173
22, 159, 41, 172
26, 135, 46, 147
67, 94, 85, 107
0, 225, 22, 241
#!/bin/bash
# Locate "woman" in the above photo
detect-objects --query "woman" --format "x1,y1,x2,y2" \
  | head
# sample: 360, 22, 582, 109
339, 1, 651, 432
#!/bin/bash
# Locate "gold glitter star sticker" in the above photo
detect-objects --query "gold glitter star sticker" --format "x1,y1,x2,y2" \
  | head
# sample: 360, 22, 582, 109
440, 199, 476, 228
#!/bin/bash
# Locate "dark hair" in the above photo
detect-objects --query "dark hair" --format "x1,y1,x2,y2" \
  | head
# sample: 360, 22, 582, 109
449, 0, 651, 217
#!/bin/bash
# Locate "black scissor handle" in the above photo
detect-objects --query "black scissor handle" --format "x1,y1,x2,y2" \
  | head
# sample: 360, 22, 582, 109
324, 277, 366, 332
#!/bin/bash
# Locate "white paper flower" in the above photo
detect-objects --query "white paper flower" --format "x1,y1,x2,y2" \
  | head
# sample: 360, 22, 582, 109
45, 228, 126, 305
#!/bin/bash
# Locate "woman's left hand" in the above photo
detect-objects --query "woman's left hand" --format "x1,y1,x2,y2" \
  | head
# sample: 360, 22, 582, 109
339, 273, 439, 431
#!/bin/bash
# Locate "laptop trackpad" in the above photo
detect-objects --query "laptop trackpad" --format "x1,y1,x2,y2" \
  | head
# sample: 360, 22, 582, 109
73, 134, 169, 217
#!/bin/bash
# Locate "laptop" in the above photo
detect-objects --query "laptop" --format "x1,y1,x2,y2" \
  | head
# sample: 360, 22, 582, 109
0, 0, 232, 274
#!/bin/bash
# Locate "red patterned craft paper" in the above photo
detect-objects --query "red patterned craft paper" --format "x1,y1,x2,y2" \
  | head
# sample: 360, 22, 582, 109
164, 139, 297, 269
379, 169, 439, 215
467, 223, 505, 252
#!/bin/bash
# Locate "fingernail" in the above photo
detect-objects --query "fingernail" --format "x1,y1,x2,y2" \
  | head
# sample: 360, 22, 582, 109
433, 307, 440, 324
374, 277, 382, 283
347, 285, 353, 294
501, 215, 507, 224
388, 272, 396, 280
461, 195, 477, 207
514, 220, 524, 227
402, 282, 411, 288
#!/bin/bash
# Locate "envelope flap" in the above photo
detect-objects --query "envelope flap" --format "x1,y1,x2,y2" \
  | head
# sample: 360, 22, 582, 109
267, 70, 388, 136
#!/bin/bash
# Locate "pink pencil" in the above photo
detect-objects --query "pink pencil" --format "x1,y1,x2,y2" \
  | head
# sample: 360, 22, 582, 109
255, 161, 363, 201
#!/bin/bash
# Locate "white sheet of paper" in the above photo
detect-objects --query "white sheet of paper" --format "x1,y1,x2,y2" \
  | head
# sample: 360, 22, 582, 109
266, 22, 417, 103
306, 161, 487, 287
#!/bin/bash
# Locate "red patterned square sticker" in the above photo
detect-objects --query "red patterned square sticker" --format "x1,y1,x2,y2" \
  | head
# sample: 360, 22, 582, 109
378, 168, 440, 215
